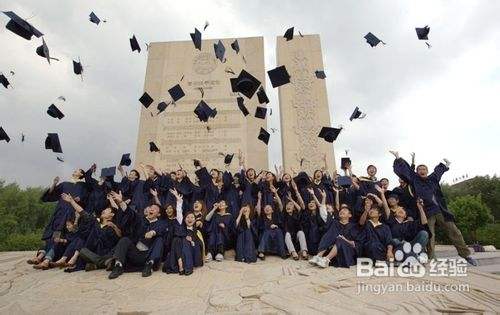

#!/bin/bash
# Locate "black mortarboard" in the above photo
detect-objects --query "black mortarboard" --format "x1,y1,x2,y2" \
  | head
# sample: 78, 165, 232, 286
36, 38, 57, 64
315, 70, 326, 79
236, 97, 249, 116
364, 32, 385, 47
3, 11, 43, 40
56, 156, 64, 162
232, 70, 261, 99
231, 39, 240, 54
45, 133, 62, 153
415, 25, 430, 40
337, 176, 352, 188
157, 101, 170, 114
47, 104, 64, 119
257, 87, 269, 104
194, 100, 217, 122
214, 40, 225, 62
0, 127, 10, 142
101, 166, 116, 178
119, 153, 131, 166
149, 141, 160, 152
190, 28, 202, 50
255, 106, 267, 119
168, 84, 185, 102
139, 92, 154, 108
130, 35, 141, 53
284, 27, 294, 41
224, 154, 234, 165
258, 127, 270, 145
318, 127, 342, 143
73, 60, 83, 75
340, 157, 352, 170
89, 12, 101, 25
349, 106, 366, 121
193, 159, 201, 167
268, 65, 291, 88
0, 74, 10, 89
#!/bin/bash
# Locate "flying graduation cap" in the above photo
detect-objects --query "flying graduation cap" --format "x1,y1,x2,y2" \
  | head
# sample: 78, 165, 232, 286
222, 153, 234, 165
255, 106, 267, 119
119, 153, 131, 166
73, 59, 84, 80
0, 74, 10, 89
364, 32, 385, 47
47, 104, 65, 119
149, 141, 160, 152
315, 70, 326, 79
236, 97, 249, 116
130, 35, 141, 53
256, 87, 269, 104
190, 28, 202, 50
231, 69, 261, 99
36, 38, 59, 64
45, 133, 62, 153
89, 12, 104, 25
157, 101, 170, 114
349, 106, 366, 121
284, 27, 294, 41
2, 11, 43, 40
415, 25, 430, 40
168, 84, 185, 102
214, 40, 226, 62
194, 100, 217, 122
56, 156, 64, 163
139, 92, 154, 108
0, 127, 10, 142
318, 127, 342, 143
101, 166, 116, 178
231, 39, 240, 54
267, 65, 291, 88
258, 127, 270, 145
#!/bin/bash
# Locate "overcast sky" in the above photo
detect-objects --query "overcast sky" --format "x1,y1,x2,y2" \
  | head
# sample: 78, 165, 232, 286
1, 0, 499, 188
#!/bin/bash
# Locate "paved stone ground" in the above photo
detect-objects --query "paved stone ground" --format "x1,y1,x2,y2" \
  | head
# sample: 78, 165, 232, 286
0, 250, 499, 314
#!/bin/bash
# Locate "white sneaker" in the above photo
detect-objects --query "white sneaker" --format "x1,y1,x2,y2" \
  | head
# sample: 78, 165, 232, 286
317, 257, 330, 268
205, 253, 213, 262
215, 253, 224, 261
308, 255, 320, 265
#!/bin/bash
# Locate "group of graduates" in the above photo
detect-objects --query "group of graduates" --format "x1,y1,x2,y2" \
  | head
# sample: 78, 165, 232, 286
26, 150, 477, 279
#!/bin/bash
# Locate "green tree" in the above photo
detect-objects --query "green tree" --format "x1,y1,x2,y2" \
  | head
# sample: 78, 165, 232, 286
449, 195, 494, 243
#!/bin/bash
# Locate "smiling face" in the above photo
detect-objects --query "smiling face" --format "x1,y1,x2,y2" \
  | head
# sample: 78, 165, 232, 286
313, 170, 323, 180
263, 205, 273, 216
265, 172, 275, 182
165, 205, 175, 218
368, 207, 381, 219
417, 165, 429, 178
246, 168, 256, 180
367, 165, 377, 177
388, 196, 399, 207
339, 206, 352, 221
128, 170, 139, 181
282, 173, 292, 183
395, 207, 407, 220
72, 168, 84, 179
307, 199, 317, 211
185, 213, 195, 227
146, 204, 160, 220
217, 200, 228, 212
100, 207, 115, 221
285, 201, 295, 214
193, 200, 203, 212
380, 178, 389, 190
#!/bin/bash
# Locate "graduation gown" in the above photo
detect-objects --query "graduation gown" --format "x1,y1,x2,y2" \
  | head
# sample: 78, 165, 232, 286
239, 169, 259, 206
119, 177, 147, 213
195, 167, 220, 210
165, 224, 204, 274
206, 212, 234, 254
257, 213, 286, 256
318, 220, 362, 267
391, 185, 417, 219
235, 218, 258, 263
221, 171, 241, 217
361, 221, 393, 261
300, 210, 323, 255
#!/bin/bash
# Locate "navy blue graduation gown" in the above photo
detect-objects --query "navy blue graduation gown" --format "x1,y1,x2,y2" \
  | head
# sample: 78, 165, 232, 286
258, 181, 275, 207
391, 185, 418, 219
361, 221, 393, 261
206, 212, 234, 253
239, 169, 259, 206
165, 224, 204, 273
119, 177, 147, 213
195, 167, 220, 210
257, 213, 286, 256
300, 210, 322, 255
221, 171, 241, 217
235, 218, 258, 263
387, 216, 429, 243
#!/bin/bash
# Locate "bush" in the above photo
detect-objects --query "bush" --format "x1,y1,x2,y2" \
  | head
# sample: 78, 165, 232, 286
449, 195, 494, 243
476, 224, 500, 249
0, 231, 43, 251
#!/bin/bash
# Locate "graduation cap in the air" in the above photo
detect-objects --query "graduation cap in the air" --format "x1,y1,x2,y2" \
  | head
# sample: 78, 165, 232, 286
157, 101, 170, 114
0, 127, 10, 142
36, 38, 59, 64
284, 27, 294, 41
190, 28, 202, 50
268, 65, 291, 88
349, 106, 366, 121
89, 12, 102, 25
340, 157, 352, 170
130, 35, 141, 53
194, 100, 217, 122
337, 176, 352, 188
318, 127, 342, 143
56, 156, 64, 163
258, 127, 270, 145
119, 153, 131, 166
364, 32, 385, 47
168, 84, 185, 102
139, 92, 154, 108
255, 106, 267, 119
47, 104, 64, 119
2, 11, 43, 40
100, 166, 116, 178
231, 39, 240, 54
257, 87, 269, 104
315, 70, 326, 79
231, 69, 261, 99
236, 97, 249, 116
149, 141, 160, 152
21, 133, 25, 142
224, 153, 234, 165
73, 59, 84, 80
45, 133, 62, 153
0, 74, 10, 89
415, 25, 430, 40
214, 40, 226, 62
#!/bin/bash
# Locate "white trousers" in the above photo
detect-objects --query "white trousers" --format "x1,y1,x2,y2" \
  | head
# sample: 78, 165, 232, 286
285, 231, 308, 253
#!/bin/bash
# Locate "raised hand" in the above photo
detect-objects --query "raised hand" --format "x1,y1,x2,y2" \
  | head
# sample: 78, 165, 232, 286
319, 189, 326, 198
53, 176, 60, 185
307, 188, 315, 195
389, 150, 399, 159
374, 185, 383, 193
443, 158, 451, 167
61, 193, 73, 202
90, 163, 97, 173
111, 191, 123, 203
150, 188, 158, 197
169, 189, 182, 200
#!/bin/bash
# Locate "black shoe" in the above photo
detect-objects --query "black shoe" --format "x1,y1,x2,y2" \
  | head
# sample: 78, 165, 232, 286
142, 262, 153, 277
184, 270, 193, 276
108, 265, 124, 279
85, 263, 97, 272
179, 269, 185, 275
105, 258, 115, 271
281, 254, 288, 260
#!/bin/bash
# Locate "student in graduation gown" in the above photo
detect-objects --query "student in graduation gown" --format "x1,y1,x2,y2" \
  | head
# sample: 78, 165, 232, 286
28, 171, 89, 266
164, 190, 205, 275
221, 168, 241, 218
204, 200, 234, 262
117, 165, 147, 213
282, 188, 308, 260
235, 203, 258, 263
301, 188, 329, 256
276, 171, 296, 204
194, 161, 222, 211
392, 177, 418, 220
238, 152, 262, 206
82, 164, 109, 215
258, 171, 279, 207
160, 201, 180, 264
359, 204, 394, 263
108, 194, 167, 279
256, 190, 287, 260
390, 151, 476, 265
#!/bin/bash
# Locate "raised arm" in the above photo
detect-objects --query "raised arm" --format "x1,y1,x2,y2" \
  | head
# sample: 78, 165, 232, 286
291, 180, 305, 209
170, 189, 184, 224
271, 185, 283, 212
111, 191, 128, 211
375, 185, 390, 220
205, 202, 218, 221
150, 188, 161, 206
307, 188, 321, 207
255, 191, 262, 217
61, 193, 84, 213
48, 176, 60, 194
429, 159, 450, 183
117, 165, 126, 178
333, 186, 341, 211
391, 151, 417, 184
410, 152, 416, 171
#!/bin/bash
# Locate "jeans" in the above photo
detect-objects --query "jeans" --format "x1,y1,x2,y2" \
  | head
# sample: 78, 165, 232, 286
392, 230, 429, 250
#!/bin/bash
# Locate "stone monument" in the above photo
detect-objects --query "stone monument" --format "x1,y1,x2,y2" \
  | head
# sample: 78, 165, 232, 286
135, 37, 268, 174
276, 34, 336, 174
